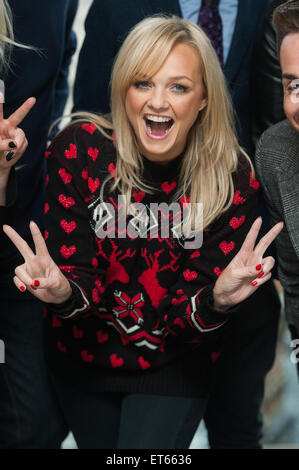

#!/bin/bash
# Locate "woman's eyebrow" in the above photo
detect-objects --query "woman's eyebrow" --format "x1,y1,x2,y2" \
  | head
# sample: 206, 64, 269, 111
169, 75, 194, 82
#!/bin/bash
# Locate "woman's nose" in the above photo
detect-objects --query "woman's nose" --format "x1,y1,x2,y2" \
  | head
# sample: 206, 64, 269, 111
148, 87, 169, 111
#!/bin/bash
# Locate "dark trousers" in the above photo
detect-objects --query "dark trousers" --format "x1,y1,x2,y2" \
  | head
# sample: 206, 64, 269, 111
50, 374, 208, 449
204, 281, 281, 449
0, 299, 67, 448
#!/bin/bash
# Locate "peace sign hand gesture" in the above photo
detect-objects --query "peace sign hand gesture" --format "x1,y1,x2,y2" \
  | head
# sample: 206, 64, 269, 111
213, 217, 284, 311
0, 97, 36, 170
3, 221, 72, 304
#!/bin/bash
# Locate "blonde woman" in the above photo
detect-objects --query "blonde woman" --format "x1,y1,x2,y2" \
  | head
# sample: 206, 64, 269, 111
5, 16, 282, 449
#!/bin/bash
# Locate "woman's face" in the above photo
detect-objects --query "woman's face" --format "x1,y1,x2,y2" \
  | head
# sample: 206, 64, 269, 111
125, 43, 207, 164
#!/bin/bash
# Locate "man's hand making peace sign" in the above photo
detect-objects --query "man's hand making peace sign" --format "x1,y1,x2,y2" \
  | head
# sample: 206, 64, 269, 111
0, 97, 36, 205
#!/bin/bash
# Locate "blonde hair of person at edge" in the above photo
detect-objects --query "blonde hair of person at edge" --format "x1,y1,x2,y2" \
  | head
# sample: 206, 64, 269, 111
3, 16, 284, 449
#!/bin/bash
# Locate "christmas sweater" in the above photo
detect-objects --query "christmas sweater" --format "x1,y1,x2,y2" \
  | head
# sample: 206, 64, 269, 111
43, 122, 259, 397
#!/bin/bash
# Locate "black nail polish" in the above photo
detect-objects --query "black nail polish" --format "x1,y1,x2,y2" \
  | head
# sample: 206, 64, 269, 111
9, 141, 16, 148
6, 151, 14, 161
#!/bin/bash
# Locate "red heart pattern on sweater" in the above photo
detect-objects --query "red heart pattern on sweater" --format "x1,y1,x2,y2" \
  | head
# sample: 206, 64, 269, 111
73, 325, 84, 338
249, 172, 260, 190
219, 241, 235, 255
110, 353, 124, 368
82, 169, 88, 180
229, 216, 245, 230
97, 330, 109, 343
92, 287, 100, 304
57, 341, 67, 353
81, 350, 94, 362
211, 351, 221, 362
64, 143, 77, 159
138, 356, 151, 370
82, 123, 96, 134
233, 190, 245, 205
183, 269, 198, 282
60, 220, 77, 234
132, 188, 145, 202
44, 203, 49, 214
45, 151, 51, 159
88, 147, 99, 161
161, 181, 176, 195
214, 267, 224, 277
59, 168, 72, 184
190, 250, 200, 259
108, 163, 116, 179
58, 194, 75, 209
60, 245, 76, 259
88, 177, 100, 193
52, 315, 62, 327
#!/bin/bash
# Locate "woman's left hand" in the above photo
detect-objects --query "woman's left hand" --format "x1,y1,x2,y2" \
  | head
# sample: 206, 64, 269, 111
213, 217, 284, 311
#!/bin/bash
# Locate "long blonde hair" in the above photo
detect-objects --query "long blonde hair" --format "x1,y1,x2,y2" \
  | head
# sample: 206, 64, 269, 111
0, 0, 14, 72
70, 16, 252, 230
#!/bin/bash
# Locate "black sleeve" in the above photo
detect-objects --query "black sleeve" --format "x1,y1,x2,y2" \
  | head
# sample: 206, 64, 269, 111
49, 0, 78, 137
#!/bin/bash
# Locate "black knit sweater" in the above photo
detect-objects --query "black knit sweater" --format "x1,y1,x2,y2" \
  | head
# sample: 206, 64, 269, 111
44, 122, 259, 397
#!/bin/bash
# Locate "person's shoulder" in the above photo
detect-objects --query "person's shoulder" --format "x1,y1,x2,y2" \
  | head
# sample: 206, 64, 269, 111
49, 120, 115, 157
261, 119, 297, 143
256, 119, 299, 171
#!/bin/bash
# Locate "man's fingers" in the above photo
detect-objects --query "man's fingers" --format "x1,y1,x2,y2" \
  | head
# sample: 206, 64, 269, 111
8, 97, 36, 127
29, 221, 49, 257
240, 217, 263, 254
3, 224, 35, 260
254, 222, 284, 257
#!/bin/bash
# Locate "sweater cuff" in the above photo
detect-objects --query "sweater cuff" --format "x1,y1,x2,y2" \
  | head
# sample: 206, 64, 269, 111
47, 280, 90, 319
205, 287, 241, 318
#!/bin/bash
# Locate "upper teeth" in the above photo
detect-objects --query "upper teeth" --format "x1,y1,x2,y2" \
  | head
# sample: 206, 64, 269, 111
146, 115, 172, 123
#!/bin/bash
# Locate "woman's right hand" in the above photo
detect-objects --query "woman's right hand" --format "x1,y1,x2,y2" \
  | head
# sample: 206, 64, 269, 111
3, 221, 72, 304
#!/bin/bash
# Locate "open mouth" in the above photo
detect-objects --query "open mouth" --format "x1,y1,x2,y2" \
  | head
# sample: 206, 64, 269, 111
143, 115, 174, 139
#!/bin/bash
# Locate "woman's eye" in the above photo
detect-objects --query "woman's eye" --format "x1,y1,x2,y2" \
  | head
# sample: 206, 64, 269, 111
134, 81, 150, 89
172, 84, 188, 93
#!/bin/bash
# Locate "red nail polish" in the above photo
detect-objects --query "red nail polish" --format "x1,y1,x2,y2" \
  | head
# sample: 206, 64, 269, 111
34, 280, 40, 287
20, 285, 26, 292
257, 272, 264, 279
256, 265, 262, 271
251, 281, 258, 287
30, 285, 36, 290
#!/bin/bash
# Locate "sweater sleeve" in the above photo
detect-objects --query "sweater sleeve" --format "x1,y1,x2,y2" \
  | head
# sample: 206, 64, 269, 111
157, 157, 259, 342
45, 123, 107, 319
